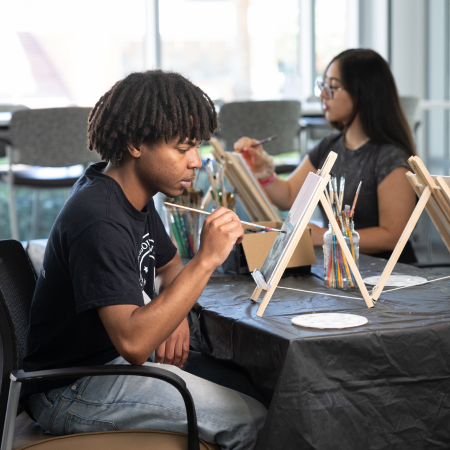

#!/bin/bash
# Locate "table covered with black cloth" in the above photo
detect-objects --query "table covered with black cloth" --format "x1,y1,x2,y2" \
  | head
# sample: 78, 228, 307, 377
188, 249, 450, 450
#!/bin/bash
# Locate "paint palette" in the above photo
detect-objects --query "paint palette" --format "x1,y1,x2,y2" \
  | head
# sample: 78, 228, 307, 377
362, 274, 428, 287
291, 313, 368, 329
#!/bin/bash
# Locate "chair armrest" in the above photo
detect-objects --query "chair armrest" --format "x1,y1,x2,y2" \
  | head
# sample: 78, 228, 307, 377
13, 364, 185, 385
10, 365, 200, 450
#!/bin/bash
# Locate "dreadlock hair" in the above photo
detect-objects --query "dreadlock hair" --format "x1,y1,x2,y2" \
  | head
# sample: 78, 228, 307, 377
88, 70, 218, 165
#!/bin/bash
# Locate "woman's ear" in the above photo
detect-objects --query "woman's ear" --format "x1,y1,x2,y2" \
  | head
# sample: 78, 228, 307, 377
127, 140, 142, 159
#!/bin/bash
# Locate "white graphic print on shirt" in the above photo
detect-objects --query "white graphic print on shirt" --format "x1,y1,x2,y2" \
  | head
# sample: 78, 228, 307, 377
138, 233, 155, 291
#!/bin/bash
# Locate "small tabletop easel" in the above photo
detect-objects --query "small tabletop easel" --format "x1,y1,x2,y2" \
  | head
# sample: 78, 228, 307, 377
371, 156, 450, 301
209, 138, 281, 222
251, 151, 374, 317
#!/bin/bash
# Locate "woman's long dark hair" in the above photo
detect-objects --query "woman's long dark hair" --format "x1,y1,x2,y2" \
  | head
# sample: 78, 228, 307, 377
326, 49, 416, 156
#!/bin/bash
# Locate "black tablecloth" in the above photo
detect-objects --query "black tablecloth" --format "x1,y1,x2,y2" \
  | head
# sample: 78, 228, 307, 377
189, 249, 450, 450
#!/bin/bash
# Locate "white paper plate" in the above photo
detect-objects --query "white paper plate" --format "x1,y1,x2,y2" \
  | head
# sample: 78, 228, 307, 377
362, 274, 428, 287
291, 313, 368, 329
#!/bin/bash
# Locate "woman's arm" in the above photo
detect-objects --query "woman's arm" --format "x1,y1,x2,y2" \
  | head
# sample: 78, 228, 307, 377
265, 156, 317, 210
308, 167, 415, 251
234, 136, 317, 210
356, 167, 416, 254
293, 167, 416, 252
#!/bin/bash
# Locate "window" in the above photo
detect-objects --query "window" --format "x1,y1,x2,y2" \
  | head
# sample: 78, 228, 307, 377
314, 0, 347, 81
159, 0, 300, 102
0, 0, 147, 108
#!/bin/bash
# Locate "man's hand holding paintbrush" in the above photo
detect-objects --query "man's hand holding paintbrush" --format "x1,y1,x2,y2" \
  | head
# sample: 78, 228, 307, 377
233, 136, 277, 182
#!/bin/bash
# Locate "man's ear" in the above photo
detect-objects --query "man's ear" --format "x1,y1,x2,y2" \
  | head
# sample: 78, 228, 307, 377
127, 140, 142, 159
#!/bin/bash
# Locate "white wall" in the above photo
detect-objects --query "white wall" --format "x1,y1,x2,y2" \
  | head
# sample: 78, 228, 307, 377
390, 0, 427, 99
358, 0, 389, 60
299, 0, 314, 100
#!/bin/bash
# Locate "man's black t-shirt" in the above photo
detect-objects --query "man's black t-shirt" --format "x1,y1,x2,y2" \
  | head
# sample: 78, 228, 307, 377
21, 162, 177, 404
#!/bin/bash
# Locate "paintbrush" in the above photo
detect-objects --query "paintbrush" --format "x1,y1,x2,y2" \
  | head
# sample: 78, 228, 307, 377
205, 159, 220, 208
332, 176, 339, 205
328, 175, 335, 205
338, 173, 346, 212
234, 135, 278, 153
350, 178, 363, 217
218, 157, 227, 208
250, 135, 278, 147
165, 202, 287, 233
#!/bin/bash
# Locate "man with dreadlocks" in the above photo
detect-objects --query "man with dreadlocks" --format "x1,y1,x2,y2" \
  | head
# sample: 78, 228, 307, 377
21, 70, 267, 449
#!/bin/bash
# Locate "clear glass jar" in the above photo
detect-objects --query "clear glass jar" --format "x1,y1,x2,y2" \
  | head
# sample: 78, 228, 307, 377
323, 220, 360, 289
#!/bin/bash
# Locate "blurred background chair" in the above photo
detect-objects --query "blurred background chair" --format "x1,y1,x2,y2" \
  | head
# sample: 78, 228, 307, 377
0, 107, 101, 241
0, 239, 218, 450
215, 100, 301, 174
0, 105, 29, 159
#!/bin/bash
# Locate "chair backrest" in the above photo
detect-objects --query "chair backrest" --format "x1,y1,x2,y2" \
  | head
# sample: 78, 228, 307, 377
399, 96, 420, 133
0, 105, 29, 158
8, 107, 101, 167
0, 240, 36, 439
0, 105, 29, 114
217, 100, 301, 156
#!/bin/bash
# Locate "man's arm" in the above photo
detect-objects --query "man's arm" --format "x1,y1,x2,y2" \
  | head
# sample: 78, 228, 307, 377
98, 207, 244, 366
154, 254, 189, 367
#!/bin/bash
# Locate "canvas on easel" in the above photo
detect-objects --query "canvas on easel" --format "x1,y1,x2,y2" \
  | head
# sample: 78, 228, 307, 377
371, 155, 450, 301
209, 137, 281, 222
251, 151, 374, 317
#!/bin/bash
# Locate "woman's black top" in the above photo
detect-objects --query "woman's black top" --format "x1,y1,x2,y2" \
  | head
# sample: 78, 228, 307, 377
308, 133, 417, 264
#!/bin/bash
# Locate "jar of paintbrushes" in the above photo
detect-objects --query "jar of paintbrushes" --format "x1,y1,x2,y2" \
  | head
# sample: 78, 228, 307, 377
323, 175, 362, 290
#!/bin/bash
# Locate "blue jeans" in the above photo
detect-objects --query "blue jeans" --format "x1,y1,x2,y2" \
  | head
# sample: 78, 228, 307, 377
27, 356, 267, 450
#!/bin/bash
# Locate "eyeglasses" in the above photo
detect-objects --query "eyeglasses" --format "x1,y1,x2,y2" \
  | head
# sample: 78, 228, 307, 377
315, 80, 344, 100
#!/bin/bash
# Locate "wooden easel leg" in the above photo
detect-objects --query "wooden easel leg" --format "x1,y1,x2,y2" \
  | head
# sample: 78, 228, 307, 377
256, 285, 277, 317
251, 287, 263, 302
371, 186, 431, 301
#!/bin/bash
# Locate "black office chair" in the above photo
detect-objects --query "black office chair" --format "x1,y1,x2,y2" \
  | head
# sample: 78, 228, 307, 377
0, 239, 218, 450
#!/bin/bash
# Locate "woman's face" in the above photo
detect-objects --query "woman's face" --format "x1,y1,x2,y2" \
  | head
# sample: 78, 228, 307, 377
321, 60, 355, 124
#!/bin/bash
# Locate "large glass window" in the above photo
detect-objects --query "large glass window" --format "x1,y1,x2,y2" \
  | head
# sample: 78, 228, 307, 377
1, 0, 147, 108
314, 0, 347, 80
159, 0, 300, 102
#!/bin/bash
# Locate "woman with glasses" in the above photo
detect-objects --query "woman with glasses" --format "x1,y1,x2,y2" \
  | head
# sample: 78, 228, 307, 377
234, 48, 417, 263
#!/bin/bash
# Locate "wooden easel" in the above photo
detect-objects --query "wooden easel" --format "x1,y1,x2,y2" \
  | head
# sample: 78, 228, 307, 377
371, 156, 450, 301
251, 152, 374, 317
209, 138, 281, 222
